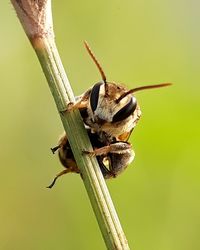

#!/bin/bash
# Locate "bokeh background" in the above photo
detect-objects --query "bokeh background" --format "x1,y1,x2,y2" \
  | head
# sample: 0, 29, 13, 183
0, 1, 199, 250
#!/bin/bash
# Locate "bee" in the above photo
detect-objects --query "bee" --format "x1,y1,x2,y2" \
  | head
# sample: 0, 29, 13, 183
47, 127, 134, 188
47, 42, 171, 188
68, 42, 171, 152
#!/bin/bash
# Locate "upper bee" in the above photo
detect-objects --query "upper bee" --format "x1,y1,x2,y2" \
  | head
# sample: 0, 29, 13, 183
78, 41, 170, 140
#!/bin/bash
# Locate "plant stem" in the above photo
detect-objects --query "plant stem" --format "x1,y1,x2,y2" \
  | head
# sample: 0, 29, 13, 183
34, 34, 129, 250
11, 1, 130, 249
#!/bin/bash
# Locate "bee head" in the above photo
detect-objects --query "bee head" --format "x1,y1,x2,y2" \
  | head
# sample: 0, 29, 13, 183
89, 81, 137, 123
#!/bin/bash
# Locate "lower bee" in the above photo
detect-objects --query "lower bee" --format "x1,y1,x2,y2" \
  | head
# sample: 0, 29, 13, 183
47, 127, 134, 188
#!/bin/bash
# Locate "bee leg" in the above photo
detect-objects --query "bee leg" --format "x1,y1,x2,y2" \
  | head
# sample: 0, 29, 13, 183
50, 145, 60, 154
59, 101, 86, 116
59, 90, 91, 114
83, 142, 132, 156
46, 169, 71, 189
51, 133, 68, 154
83, 145, 111, 156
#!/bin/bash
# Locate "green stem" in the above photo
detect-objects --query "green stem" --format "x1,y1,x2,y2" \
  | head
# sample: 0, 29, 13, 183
32, 37, 130, 250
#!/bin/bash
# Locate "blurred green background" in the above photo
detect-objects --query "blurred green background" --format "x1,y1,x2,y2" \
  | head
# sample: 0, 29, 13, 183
0, 1, 199, 250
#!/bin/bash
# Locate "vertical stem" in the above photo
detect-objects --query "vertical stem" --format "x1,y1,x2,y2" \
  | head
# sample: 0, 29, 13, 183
10, 1, 130, 249
33, 36, 129, 250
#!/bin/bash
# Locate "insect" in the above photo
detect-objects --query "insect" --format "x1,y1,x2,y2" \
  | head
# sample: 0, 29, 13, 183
47, 42, 171, 188
47, 127, 134, 188
69, 42, 171, 141
68, 42, 171, 152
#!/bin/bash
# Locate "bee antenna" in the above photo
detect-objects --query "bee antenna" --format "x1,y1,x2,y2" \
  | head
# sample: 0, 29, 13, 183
117, 83, 172, 102
84, 41, 107, 83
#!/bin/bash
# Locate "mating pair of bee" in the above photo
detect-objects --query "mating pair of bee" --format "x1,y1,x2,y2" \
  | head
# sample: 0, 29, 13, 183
47, 42, 171, 188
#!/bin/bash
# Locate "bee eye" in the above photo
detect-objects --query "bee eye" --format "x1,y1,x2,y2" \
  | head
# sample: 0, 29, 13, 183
90, 81, 104, 112
112, 97, 137, 123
